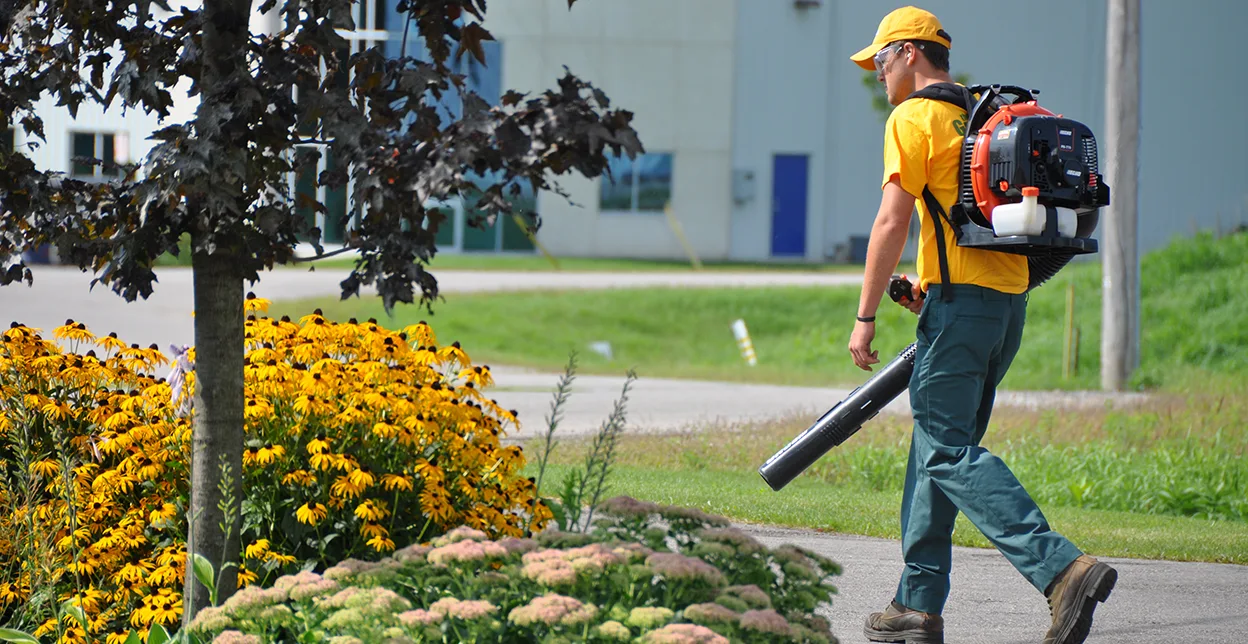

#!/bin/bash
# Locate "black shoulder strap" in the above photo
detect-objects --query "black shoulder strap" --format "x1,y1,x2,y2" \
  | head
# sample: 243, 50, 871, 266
906, 83, 971, 302
921, 187, 954, 302
906, 82, 974, 114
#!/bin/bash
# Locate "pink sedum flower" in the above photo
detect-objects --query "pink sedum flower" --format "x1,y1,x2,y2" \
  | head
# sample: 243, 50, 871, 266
394, 543, 433, 563
398, 609, 443, 627
646, 553, 727, 586
739, 609, 793, 636
508, 594, 598, 627
427, 538, 508, 565
683, 602, 740, 625
429, 597, 499, 621
639, 623, 730, 644
431, 526, 488, 546
211, 631, 261, 644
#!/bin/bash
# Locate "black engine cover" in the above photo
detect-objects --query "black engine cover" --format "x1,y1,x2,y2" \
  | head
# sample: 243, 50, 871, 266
983, 115, 1108, 214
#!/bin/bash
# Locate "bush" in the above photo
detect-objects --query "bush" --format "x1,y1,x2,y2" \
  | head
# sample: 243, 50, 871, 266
0, 298, 551, 640
187, 500, 842, 644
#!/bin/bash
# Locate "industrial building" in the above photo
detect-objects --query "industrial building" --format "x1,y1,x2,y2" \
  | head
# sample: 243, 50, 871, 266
13, 1, 1247, 264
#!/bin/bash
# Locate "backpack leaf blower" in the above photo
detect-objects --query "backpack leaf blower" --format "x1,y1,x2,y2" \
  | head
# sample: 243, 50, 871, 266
758, 276, 920, 492
758, 83, 1112, 491
906, 83, 1111, 297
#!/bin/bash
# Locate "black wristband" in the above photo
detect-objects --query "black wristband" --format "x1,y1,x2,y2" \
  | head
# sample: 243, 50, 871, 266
857, 315, 876, 323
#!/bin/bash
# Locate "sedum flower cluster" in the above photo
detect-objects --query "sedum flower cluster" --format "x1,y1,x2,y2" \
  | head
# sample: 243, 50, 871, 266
0, 298, 551, 642
188, 502, 842, 644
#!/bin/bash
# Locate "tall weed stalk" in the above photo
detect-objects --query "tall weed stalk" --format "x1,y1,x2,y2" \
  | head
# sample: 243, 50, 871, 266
531, 353, 638, 533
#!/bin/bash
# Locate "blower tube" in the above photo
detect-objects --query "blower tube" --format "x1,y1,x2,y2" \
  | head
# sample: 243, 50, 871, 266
758, 342, 917, 492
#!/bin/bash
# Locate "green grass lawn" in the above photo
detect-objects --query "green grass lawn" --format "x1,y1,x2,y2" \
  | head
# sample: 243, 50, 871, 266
519, 390, 1248, 564
523, 463, 1248, 565
270, 231, 1248, 393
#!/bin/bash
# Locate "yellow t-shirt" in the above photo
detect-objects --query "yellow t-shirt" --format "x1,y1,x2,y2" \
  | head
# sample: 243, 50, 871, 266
882, 92, 1029, 295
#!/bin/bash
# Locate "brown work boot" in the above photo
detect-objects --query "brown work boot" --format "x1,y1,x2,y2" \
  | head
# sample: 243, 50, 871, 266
863, 599, 944, 644
1043, 554, 1117, 644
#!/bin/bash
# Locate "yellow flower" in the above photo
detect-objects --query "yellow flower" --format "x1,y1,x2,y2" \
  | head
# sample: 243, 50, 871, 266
371, 421, 400, 439
139, 588, 182, 626
244, 293, 271, 313
237, 566, 258, 588
106, 632, 135, 644
306, 435, 331, 455
244, 539, 271, 559
309, 452, 337, 472
244, 397, 274, 420
95, 331, 128, 355
254, 444, 285, 466
380, 473, 414, 492
347, 468, 375, 489
281, 470, 317, 487
53, 319, 96, 344
149, 503, 179, 524
331, 476, 365, 499
353, 499, 390, 522
264, 551, 297, 566
65, 586, 108, 614
296, 502, 328, 525
366, 535, 396, 553
30, 458, 61, 479
113, 560, 155, 585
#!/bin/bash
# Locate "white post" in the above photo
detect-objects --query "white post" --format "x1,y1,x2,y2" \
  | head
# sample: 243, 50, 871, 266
731, 319, 758, 367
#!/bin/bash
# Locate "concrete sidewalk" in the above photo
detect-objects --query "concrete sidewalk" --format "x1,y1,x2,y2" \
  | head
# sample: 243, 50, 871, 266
742, 523, 1248, 644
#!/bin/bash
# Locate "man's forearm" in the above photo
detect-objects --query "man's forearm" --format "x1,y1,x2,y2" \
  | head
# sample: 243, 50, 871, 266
857, 214, 911, 319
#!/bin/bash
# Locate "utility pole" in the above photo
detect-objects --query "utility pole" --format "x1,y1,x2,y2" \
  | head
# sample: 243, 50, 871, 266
1101, 0, 1140, 391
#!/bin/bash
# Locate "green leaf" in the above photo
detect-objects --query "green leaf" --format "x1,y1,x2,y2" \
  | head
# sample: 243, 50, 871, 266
192, 552, 216, 595
61, 601, 89, 633
124, 631, 143, 644
0, 628, 39, 644
148, 624, 171, 644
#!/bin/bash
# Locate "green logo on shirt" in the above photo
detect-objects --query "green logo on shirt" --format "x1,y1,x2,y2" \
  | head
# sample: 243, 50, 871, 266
952, 114, 968, 136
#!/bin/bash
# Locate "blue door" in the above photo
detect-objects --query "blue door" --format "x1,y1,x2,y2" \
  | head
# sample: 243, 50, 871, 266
771, 154, 809, 257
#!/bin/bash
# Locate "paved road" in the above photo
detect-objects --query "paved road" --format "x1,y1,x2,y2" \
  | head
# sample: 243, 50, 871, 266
742, 523, 1248, 644
0, 264, 1147, 439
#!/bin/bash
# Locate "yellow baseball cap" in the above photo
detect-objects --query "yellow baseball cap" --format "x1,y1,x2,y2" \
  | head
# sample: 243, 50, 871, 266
850, 6, 952, 71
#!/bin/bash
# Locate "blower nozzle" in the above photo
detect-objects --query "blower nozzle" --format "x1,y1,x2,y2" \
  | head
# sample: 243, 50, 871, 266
757, 274, 922, 492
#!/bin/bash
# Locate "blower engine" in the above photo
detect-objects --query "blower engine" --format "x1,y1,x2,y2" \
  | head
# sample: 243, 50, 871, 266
916, 83, 1112, 290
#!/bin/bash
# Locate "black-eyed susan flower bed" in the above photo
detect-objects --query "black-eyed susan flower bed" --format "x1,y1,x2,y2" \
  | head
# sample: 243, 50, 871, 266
0, 295, 552, 642
186, 498, 841, 644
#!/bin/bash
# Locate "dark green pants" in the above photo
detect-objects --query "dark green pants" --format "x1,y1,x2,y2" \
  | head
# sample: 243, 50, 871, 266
896, 283, 1082, 614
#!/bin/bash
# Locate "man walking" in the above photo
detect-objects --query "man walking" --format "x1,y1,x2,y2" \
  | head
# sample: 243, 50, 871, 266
845, 6, 1117, 644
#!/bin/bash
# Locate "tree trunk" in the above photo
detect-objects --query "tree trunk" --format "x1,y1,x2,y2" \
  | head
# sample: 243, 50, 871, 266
182, 0, 254, 625
183, 250, 245, 621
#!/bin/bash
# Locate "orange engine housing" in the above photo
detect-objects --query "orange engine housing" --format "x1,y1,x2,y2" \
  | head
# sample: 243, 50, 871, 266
969, 100, 1058, 221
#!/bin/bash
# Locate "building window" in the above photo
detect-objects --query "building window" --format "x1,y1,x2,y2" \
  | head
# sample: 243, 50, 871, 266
70, 131, 120, 179
600, 152, 674, 213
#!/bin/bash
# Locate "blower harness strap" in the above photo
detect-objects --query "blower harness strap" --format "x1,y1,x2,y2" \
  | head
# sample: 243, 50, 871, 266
906, 82, 976, 303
